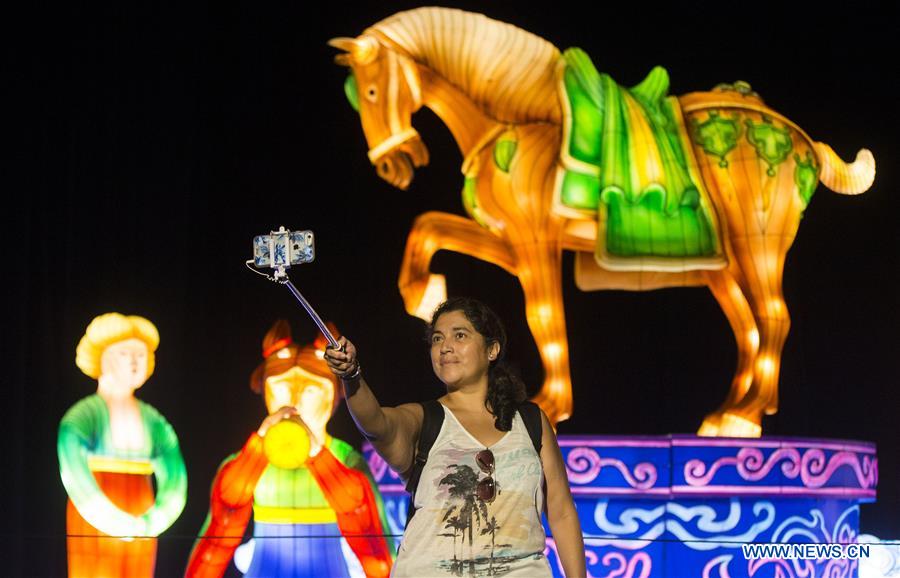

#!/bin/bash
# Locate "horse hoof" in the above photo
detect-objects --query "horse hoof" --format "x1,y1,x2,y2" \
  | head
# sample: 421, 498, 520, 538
717, 412, 762, 438
403, 274, 447, 321
697, 417, 721, 437
412, 274, 446, 321
530, 391, 571, 427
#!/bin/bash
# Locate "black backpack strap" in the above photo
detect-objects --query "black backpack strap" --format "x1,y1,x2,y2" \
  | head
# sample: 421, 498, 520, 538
518, 401, 544, 456
518, 400, 548, 511
404, 399, 444, 526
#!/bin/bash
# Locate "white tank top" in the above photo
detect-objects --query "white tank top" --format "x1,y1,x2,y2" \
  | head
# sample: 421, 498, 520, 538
391, 404, 551, 578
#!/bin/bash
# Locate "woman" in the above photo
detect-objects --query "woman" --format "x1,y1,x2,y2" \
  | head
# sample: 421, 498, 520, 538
58, 313, 187, 578
185, 320, 393, 578
325, 298, 586, 577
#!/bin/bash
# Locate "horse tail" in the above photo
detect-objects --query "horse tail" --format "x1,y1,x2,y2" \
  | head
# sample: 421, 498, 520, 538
814, 142, 875, 195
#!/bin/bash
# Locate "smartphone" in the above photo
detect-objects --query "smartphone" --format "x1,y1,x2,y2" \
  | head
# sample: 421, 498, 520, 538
253, 229, 315, 268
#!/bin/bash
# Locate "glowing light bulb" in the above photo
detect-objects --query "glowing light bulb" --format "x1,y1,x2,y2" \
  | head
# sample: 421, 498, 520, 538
537, 304, 553, 322
740, 373, 753, 395
768, 299, 784, 316
748, 329, 760, 350
543, 342, 562, 362
757, 356, 775, 378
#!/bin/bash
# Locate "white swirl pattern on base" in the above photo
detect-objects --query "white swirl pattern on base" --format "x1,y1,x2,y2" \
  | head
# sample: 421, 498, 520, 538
591, 499, 776, 552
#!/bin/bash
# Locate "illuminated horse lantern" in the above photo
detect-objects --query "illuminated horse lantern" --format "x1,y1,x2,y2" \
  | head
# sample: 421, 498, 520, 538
330, 7, 874, 436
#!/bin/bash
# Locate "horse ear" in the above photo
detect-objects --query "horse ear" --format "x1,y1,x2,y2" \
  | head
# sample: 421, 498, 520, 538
328, 37, 357, 53
334, 53, 351, 67
328, 36, 379, 65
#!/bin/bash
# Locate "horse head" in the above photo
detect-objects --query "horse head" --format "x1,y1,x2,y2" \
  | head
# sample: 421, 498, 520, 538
329, 35, 429, 190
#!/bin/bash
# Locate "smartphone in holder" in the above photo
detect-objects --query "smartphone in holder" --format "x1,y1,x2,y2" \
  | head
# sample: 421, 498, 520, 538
253, 228, 315, 269
247, 226, 338, 349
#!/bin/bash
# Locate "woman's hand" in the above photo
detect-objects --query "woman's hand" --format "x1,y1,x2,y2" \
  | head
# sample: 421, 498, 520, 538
324, 336, 360, 380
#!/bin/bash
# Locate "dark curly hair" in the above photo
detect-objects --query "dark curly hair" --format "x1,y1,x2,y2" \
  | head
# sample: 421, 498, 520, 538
427, 297, 526, 431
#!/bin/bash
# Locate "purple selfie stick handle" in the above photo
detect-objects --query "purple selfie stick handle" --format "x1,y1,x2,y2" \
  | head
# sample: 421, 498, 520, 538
283, 280, 340, 349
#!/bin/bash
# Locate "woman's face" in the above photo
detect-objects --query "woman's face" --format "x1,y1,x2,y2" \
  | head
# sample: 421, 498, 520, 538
430, 310, 499, 388
264, 366, 335, 431
100, 338, 149, 393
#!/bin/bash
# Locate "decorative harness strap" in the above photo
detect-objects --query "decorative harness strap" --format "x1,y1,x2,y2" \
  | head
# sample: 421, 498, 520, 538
367, 128, 420, 164
366, 48, 422, 164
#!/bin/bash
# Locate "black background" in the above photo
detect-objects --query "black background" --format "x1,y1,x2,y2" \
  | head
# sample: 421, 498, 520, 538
6, 2, 898, 576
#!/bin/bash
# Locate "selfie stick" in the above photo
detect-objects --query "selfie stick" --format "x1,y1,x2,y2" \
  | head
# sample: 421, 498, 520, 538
281, 278, 340, 349
246, 227, 341, 350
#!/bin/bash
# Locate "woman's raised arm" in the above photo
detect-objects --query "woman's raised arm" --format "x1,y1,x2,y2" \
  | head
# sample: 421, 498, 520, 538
324, 336, 423, 475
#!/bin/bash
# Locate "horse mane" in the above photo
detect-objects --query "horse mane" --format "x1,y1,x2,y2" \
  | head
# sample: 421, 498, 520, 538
367, 7, 561, 124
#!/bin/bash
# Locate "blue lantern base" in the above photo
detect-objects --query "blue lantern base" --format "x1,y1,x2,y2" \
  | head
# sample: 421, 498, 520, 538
364, 435, 878, 578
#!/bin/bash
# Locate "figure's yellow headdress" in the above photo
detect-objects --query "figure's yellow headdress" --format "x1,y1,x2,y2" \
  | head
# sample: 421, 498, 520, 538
75, 313, 159, 379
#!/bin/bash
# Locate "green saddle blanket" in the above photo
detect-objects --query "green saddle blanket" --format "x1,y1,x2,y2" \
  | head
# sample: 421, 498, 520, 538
556, 48, 724, 270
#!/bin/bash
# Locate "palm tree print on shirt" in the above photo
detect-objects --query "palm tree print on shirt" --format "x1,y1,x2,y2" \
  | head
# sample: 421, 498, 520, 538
436, 465, 522, 577
481, 516, 501, 575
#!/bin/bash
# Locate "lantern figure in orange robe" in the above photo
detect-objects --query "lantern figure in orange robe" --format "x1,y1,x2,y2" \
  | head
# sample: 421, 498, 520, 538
58, 313, 187, 578
185, 320, 393, 578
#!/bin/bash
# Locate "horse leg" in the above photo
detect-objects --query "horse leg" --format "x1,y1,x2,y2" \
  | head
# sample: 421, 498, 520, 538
398, 210, 516, 320
715, 236, 791, 436
683, 105, 810, 436
511, 240, 573, 426
698, 269, 759, 436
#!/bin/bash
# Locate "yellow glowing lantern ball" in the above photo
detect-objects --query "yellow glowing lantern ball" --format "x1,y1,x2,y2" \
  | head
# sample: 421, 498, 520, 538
263, 419, 311, 469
